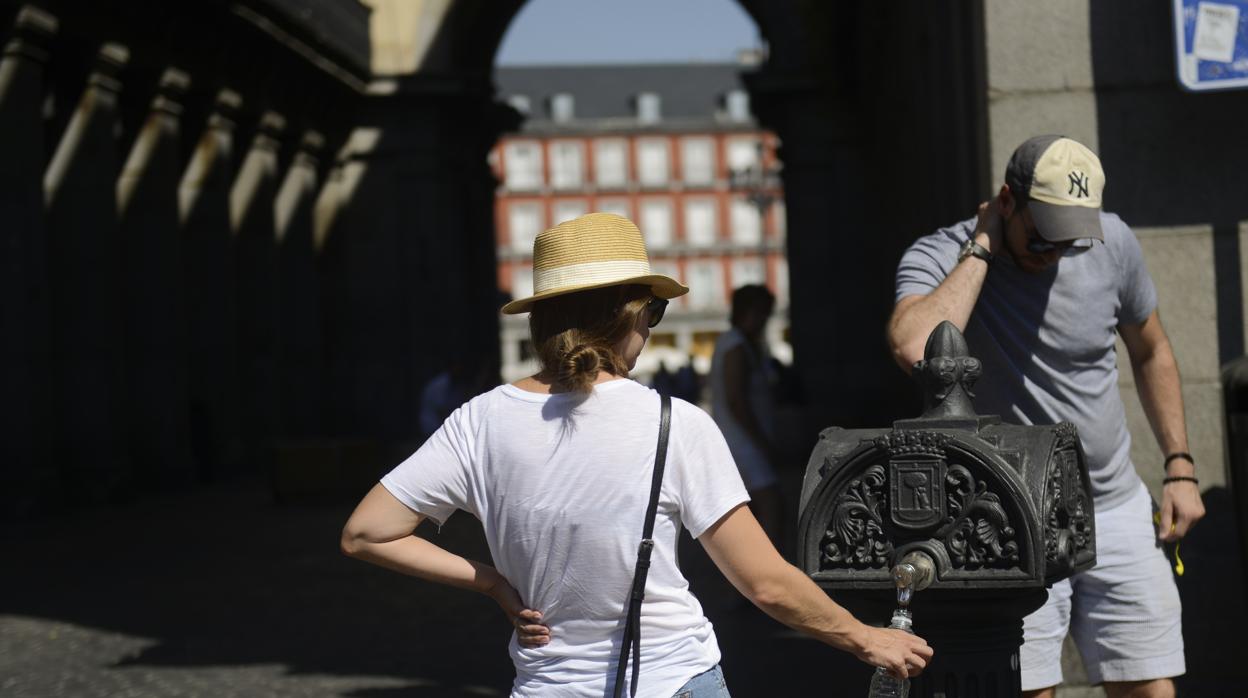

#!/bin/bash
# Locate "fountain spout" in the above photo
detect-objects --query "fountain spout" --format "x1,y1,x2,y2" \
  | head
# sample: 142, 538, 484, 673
892, 551, 936, 607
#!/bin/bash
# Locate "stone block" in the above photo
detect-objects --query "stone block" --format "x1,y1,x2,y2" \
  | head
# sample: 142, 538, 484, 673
1121, 381, 1227, 495
1135, 226, 1220, 381
988, 90, 1099, 183
984, 0, 1095, 92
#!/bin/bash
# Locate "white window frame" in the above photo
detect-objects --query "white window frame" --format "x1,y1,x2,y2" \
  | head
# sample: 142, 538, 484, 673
597, 198, 631, 220
508, 202, 543, 253
686, 259, 725, 311
549, 140, 584, 190
552, 199, 588, 225
593, 139, 628, 189
636, 138, 670, 188
683, 198, 718, 248
639, 198, 673, 249
504, 140, 543, 191
726, 137, 759, 174
681, 137, 715, 186
730, 257, 766, 289
511, 265, 534, 299
730, 199, 762, 246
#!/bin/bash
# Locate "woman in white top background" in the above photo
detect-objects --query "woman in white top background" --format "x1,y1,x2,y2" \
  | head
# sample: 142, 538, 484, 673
709, 284, 782, 545
340, 213, 931, 696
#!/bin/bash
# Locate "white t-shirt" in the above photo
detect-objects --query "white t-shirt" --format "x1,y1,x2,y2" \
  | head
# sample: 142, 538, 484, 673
381, 378, 749, 697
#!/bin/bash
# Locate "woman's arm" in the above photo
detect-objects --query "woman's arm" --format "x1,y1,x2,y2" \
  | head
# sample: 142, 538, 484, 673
341, 484, 549, 646
698, 504, 932, 678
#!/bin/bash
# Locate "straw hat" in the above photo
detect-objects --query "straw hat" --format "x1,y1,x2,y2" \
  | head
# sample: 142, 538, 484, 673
501, 212, 689, 314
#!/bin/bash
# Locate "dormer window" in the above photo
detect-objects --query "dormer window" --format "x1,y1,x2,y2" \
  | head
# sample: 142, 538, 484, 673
508, 94, 531, 116
636, 92, 661, 124
550, 93, 574, 123
725, 89, 750, 122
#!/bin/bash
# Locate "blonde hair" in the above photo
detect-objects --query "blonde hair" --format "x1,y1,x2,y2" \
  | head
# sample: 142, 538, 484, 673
529, 285, 652, 393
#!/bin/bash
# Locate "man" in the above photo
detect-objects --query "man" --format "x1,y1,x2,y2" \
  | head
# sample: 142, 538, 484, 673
887, 135, 1204, 698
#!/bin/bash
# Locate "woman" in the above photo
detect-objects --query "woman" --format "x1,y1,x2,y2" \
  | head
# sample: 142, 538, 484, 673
341, 213, 931, 696
709, 284, 782, 544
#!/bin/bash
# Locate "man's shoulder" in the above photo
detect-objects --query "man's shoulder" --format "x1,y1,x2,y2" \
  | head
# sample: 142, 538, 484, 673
903, 217, 976, 258
1098, 210, 1133, 241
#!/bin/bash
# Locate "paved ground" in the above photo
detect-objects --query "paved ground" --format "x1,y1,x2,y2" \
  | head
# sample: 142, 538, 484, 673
2, 468, 1242, 696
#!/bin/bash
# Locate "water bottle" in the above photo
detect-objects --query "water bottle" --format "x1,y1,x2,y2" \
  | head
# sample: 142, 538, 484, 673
866, 608, 913, 698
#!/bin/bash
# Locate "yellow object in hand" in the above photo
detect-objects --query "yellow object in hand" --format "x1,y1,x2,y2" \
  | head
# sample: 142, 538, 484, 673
1153, 511, 1185, 576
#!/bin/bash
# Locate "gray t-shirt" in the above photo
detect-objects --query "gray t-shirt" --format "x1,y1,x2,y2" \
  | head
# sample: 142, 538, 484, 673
894, 212, 1157, 510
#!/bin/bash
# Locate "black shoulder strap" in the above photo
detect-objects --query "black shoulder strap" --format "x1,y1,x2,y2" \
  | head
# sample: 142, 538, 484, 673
612, 393, 671, 698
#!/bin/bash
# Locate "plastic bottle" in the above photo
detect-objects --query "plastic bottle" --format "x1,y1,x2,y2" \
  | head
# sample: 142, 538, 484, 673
866, 608, 913, 698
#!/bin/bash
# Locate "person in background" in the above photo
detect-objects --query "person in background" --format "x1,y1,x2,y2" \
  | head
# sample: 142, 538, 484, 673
342, 213, 931, 697
709, 284, 782, 545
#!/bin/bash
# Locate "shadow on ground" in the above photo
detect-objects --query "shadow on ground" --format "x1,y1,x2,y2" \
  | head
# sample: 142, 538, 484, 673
2, 468, 1242, 696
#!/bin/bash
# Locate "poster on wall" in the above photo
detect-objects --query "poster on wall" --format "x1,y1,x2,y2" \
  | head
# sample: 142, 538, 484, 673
1174, 0, 1248, 91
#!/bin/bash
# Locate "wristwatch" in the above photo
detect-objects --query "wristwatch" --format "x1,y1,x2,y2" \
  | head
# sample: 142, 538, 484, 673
958, 238, 993, 264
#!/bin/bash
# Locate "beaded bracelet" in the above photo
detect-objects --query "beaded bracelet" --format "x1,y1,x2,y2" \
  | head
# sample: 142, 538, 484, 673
1162, 475, 1199, 486
1163, 452, 1195, 469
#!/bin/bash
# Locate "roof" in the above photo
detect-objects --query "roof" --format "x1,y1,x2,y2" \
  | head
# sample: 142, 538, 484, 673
494, 63, 756, 132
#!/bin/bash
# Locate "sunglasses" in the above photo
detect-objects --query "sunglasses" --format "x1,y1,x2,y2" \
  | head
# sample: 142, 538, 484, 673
1024, 235, 1075, 255
645, 297, 669, 328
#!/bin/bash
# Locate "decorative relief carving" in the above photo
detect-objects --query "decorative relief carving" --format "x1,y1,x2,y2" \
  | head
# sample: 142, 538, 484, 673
1044, 447, 1093, 569
1052, 422, 1079, 450
819, 453, 1023, 573
942, 464, 1020, 569
874, 430, 951, 458
820, 464, 893, 569
889, 459, 947, 530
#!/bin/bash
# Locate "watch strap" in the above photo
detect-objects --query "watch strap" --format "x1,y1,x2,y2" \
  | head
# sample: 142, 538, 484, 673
959, 238, 993, 263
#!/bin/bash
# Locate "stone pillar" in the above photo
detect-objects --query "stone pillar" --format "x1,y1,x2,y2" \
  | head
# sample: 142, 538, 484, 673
0, 5, 58, 516
179, 89, 243, 480
231, 110, 286, 465
117, 67, 193, 486
44, 42, 131, 501
320, 82, 511, 442
274, 130, 326, 438
750, 77, 913, 429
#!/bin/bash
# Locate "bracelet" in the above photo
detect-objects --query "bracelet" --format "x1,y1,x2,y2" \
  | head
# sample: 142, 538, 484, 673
1163, 452, 1194, 469
1162, 476, 1199, 486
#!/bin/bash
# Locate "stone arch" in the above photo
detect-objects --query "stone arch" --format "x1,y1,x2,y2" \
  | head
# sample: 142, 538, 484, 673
322, 0, 989, 443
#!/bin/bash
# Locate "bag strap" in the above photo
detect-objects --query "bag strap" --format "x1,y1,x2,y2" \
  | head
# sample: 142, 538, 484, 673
612, 393, 671, 698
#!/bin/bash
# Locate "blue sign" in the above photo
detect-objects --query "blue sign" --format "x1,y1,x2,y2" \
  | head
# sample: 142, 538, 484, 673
1174, 0, 1248, 91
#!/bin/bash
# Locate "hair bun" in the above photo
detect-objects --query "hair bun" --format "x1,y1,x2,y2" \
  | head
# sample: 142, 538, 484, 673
559, 344, 603, 393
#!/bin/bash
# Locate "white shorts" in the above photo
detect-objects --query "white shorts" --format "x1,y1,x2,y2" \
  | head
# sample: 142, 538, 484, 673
1020, 482, 1185, 690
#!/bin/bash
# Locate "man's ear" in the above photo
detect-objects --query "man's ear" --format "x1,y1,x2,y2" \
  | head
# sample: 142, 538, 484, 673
998, 184, 1016, 218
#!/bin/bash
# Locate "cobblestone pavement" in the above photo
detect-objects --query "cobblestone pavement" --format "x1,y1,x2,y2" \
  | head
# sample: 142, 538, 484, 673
2, 470, 1241, 696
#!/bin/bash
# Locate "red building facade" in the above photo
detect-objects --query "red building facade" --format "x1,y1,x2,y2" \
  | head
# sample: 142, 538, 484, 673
491, 64, 788, 381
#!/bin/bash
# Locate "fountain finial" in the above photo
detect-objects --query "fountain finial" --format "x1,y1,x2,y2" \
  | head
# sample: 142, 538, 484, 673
913, 321, 981, 419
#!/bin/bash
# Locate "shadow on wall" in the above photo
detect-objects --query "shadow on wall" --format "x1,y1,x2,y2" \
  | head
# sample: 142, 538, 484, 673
1089, 2, 1248, 364
1090, 4, 1248, 694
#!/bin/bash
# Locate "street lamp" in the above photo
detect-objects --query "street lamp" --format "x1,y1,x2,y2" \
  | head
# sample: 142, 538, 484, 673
728, 140, 783, 260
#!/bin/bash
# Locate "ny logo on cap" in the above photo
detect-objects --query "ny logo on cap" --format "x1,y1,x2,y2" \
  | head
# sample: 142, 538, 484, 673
1068, 171, 1089, 198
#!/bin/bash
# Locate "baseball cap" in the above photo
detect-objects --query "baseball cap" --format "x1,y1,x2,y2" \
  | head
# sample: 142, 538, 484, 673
1004, 135, 1105, 243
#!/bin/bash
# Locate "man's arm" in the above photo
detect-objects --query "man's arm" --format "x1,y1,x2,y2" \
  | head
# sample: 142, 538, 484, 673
1118, 311, 1206, 541
888, 199, 1003, 372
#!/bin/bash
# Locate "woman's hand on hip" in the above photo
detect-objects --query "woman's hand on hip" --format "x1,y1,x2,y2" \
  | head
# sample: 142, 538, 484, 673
485, 575, 550, 648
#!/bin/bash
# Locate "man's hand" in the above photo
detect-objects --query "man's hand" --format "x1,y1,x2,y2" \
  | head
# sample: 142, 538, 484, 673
853, 625, 934, 679
1158, 464, 1205, 542
484, 575, 550, 648
973, 198, 1005, 256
